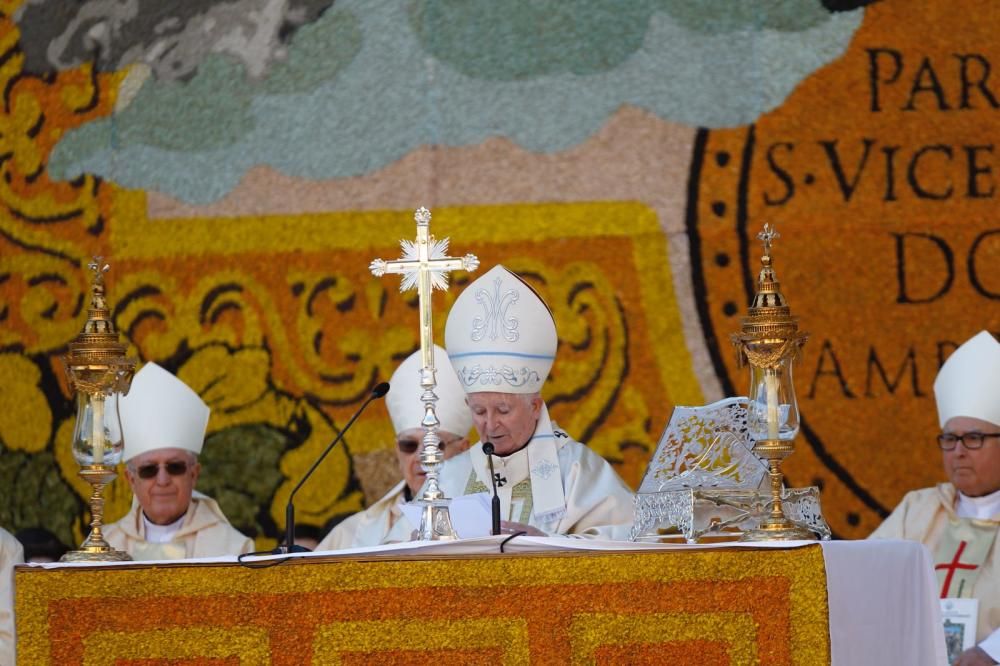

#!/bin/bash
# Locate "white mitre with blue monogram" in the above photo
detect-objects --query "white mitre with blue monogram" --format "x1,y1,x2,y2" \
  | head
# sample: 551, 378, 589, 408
445, 264, 567, 521
445, 264, 557, 394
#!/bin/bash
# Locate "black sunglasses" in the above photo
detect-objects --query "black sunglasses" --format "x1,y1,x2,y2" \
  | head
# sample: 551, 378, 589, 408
396, 436, 461, 455
135, 461, 190, 479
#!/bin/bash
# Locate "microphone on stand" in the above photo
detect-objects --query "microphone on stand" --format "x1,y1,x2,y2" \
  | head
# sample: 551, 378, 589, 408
277, 381, 390, 554
482, 442, 502, 536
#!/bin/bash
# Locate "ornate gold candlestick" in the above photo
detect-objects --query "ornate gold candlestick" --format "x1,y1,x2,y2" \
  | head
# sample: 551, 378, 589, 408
370, 207, 479, 540
731, 225, 815, 541
60, 258, 137, 561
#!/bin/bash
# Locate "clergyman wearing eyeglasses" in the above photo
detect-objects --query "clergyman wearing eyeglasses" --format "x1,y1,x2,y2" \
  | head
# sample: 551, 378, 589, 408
103, 363, 254, 560
870, 331, 1000, 666
315, 346, 472, 551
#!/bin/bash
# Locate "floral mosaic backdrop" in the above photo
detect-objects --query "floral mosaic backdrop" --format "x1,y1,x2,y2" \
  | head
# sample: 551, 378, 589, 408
2, 0, 997, 549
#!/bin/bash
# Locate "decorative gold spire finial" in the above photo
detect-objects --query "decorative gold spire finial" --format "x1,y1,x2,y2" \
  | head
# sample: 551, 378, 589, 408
64, 258, 135, 397
733, 223, 806, 368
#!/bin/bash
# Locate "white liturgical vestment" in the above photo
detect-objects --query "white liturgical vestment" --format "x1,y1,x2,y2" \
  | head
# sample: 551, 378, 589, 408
437, 410, 634, 538
315, 481, 414, 551
871, 483, 1000, 656
0, 527, 22, 666
105, 491, 253, 560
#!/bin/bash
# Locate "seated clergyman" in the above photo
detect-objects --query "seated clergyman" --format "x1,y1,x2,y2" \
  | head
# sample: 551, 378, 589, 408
104, 363, 254, 560
870, 331, 1000, 665
316, 345, 472, 550
438, 264, 635, 537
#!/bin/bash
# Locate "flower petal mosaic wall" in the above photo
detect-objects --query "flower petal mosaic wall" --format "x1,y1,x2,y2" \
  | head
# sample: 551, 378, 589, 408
3, 0, 995, 550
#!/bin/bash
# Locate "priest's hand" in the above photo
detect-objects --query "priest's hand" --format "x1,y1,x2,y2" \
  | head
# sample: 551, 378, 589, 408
500, 521, 546, 537
954, 647, 998, 666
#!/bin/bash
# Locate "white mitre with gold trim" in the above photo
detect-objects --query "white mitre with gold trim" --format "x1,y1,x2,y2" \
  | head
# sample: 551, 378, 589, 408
120, 362, 210, 461
934, 330, 1000, 428
387, 345, 473, 437
444, 264, 557, 394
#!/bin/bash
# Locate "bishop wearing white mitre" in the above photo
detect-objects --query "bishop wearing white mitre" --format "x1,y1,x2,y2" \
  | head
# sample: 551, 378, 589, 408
438, 264, 634, 537
316, 345, 473, 549
104, 363, 254, 560
871, 331, 1000, 663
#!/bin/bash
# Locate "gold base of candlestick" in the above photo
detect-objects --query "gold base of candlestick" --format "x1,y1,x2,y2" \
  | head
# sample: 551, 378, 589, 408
741, 519, 817, 542
61, 465, 132, 562
416, 500, 458, 541
741, 438, 819, 543
61, 546, 133, 562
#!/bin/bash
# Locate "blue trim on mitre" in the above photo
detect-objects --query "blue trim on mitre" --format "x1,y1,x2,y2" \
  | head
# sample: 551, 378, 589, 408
449, 351, 555, 360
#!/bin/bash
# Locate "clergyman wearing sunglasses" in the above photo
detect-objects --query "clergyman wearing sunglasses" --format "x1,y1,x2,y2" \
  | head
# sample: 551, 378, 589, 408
316, 346, 472, 551
103, 363, 254, 561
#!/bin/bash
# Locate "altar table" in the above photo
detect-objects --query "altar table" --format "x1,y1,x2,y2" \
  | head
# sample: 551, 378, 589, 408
14, 537, 946, 665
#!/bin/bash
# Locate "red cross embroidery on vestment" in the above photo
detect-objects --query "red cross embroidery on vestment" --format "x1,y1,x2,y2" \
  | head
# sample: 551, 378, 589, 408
935, 540, 979, 598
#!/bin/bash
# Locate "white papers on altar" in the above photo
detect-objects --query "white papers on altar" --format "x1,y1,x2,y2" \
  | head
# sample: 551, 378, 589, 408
400, 492, 493, 539
940, 598, 978, 665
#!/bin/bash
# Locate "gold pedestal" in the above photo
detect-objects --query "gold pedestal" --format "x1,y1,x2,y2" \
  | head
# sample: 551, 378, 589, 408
740, 439, 817, 542
61, 465, 132, 562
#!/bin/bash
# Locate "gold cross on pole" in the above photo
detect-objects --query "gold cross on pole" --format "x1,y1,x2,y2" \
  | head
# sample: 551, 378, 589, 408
370, 207, 479, 371
369, 206, 479, 540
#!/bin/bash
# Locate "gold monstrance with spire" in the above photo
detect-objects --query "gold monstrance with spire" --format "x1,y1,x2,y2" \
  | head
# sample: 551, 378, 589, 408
370, 207, 479, 540
731, 225, 816, 541
61, 258, 137, 561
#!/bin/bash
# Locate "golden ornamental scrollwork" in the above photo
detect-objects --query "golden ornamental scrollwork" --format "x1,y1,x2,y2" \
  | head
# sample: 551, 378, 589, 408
735, 337, 806, 370
286, 269, 427, 405
0, 12, 121, 264
0, 253, 87, 353
110, 264, 420, 405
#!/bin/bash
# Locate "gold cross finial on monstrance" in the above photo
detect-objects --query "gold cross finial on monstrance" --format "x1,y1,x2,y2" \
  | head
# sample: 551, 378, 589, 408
369, 206, 479, 540
757, 223, 780, 260
88, 257, 110, 281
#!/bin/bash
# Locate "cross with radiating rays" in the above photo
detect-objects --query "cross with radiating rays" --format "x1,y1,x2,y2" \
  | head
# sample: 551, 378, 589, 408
369, 207, 479, 372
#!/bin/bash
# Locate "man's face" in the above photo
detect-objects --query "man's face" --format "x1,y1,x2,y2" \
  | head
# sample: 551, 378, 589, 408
395, 428, 470, 495
125, 447, 200, 526
941, 416, 1000, 497
466, 392, 542, 456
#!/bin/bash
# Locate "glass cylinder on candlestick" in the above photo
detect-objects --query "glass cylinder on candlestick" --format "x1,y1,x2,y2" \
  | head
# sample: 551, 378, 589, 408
71, 392, 125, 467
746, 357, 800, 443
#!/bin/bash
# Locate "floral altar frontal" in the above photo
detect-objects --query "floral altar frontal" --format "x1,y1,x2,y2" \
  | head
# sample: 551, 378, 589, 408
14, 537, 947, 665
16, 540, 832, 665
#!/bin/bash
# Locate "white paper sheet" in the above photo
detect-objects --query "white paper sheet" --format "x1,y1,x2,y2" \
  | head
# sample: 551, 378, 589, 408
400, 492, 493, 539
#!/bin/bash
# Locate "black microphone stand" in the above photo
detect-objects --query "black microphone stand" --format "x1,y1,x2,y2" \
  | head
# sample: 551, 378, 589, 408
482, 442, 502, 536
278, 382, 390, 554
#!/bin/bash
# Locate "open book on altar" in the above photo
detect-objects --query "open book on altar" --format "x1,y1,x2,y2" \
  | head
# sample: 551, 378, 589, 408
630, 397, 830, 543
